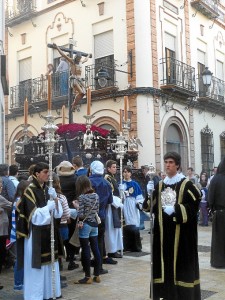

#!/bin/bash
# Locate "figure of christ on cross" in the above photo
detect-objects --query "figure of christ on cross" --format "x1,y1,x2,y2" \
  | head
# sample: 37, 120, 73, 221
52, 43, 91, 111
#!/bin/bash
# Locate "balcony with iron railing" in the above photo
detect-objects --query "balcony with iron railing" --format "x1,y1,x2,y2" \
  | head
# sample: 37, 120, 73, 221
160, 57, 197, 98
198, 75, 225, 107
191, 0, 219, 19
9, 71, 69, 111
5, 0, 37, 27
85, 62, 118, 95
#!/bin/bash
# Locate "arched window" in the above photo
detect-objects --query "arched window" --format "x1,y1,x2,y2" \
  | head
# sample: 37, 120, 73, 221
166, 124, 181, 153
201, 125, 214, 174
163, 117, 188, 171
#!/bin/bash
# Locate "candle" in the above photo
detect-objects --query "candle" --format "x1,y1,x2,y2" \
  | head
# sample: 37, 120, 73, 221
124, 96, 128, 122
24, 98, 28, 125
87, 87, 91, 115
48, 74, 52, 111
62, 105, 65, 125
119, 109, 123, 132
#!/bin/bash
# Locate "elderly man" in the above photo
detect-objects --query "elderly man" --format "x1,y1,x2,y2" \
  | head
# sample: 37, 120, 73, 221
143, 152, 201, 300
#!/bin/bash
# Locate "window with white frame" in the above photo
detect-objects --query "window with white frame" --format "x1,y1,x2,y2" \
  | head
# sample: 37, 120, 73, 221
94, 30, 114, 89
197, 50, 206, 97
19, 57, 32, 106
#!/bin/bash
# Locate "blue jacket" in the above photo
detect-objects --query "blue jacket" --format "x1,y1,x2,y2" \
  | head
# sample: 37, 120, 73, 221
1, 176, 16, 202
75, 168, 88, 177
89, 174, 113, 220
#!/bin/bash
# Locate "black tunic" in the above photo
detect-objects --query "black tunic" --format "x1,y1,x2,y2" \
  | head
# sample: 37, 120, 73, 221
208, 173, 225, 267
152, 178, 201, 300
16, 176, 63, 269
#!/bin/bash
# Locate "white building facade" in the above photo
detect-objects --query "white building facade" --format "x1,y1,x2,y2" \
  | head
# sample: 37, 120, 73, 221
4, 0, 225, 176
0, 0, 8, 163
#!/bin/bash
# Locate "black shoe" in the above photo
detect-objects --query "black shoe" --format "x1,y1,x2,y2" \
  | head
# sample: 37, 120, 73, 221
99, 268, 108, 275
74, 277, 93, 284
68, 262, 79, 270
0, 286, 3, 290
108, 252, 122, 258
103, 257, 118, 265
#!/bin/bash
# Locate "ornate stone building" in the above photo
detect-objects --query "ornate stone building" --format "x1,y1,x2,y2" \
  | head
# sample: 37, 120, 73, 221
4, 0, 225, 175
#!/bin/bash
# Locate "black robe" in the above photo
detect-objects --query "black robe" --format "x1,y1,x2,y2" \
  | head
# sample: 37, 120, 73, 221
147, 178, 201, 300
16, 176, 63, 269
208, 173, 225, 267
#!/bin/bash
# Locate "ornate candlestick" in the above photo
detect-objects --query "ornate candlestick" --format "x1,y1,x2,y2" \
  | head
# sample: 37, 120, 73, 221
83, 114, 95, 159
111, 131, 128, 257
41, 111, 58, 300
146, 163, 156, 300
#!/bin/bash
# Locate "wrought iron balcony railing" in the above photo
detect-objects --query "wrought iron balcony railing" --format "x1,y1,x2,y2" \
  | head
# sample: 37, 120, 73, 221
10, 71, 69, 110
5, 0, 37, 27
160, 57, 196, 95
191, 0, 219, 19
198, 75, 225, 102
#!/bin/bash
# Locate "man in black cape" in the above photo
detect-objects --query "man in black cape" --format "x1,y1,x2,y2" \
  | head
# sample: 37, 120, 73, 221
143, 152, 201, 300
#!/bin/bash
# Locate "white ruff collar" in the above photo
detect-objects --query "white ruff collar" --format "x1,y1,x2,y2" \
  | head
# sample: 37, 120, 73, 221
163, 173, 185, 185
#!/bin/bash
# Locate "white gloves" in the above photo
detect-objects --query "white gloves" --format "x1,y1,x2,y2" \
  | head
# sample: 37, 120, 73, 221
163, 206, 175, 216
48, 187, 57, 200
47, 200, 56, 212
119, 183, 126, 192
147, 181, 154, 194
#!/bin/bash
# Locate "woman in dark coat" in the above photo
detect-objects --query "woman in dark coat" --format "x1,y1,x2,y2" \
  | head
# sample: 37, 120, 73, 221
208, 157, 225, 267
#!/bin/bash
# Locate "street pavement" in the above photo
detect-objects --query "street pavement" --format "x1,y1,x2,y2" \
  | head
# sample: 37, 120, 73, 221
0, 223, 225, 300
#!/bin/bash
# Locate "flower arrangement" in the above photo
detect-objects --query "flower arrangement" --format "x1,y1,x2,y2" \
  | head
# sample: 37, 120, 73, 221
56, 123, 109, 138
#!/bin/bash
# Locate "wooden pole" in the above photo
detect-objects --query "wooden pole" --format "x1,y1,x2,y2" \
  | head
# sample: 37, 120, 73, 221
87, 87, 91, 115
24, 98, 28, 125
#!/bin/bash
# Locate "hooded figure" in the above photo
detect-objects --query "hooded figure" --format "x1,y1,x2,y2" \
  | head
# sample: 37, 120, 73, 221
208, 157, 225, 267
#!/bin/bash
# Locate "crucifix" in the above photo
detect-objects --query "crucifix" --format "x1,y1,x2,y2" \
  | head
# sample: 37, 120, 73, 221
48, 42, 92, 123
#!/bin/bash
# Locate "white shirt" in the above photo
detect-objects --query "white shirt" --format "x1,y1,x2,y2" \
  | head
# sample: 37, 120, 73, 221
56, 60, 68, 72
9, 175, 19, 188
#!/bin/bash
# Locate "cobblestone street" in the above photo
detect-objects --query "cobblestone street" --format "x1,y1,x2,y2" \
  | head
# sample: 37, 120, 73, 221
0, 225, 225, 300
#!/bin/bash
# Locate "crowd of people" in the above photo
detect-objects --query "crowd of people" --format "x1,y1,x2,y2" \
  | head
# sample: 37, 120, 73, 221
0, 154, 222, 300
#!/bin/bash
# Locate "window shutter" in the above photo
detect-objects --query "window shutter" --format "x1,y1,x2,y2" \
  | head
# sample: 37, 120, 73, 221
94, 30, 114, 59
165, 32, 176, 52
19, 57, 32, 82
197, 50, 205, 65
